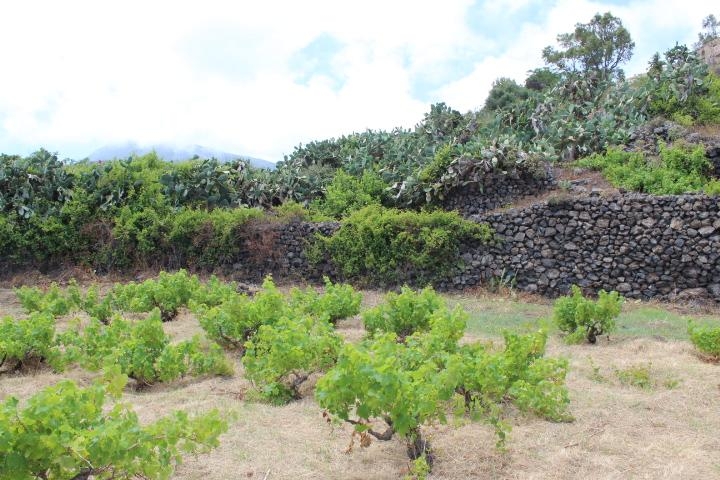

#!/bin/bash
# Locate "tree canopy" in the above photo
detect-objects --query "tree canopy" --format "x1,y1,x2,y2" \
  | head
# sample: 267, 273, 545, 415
542, 12, 634, 82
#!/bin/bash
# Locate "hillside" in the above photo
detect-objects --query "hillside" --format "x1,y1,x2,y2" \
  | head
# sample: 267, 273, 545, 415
88, 142, 275, 169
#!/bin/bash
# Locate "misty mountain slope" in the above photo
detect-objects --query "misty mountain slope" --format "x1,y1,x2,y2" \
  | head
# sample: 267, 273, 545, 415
88, 142, 275, 169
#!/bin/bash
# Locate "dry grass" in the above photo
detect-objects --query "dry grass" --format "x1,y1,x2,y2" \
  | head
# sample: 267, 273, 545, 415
2, 283, 720, 479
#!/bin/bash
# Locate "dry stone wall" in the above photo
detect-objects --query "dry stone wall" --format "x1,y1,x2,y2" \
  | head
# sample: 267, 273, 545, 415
240, 193, 720, 302
441, 170, 555, 217
448, 193, 720, 301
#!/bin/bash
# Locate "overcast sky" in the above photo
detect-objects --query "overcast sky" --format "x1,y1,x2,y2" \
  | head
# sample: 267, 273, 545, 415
0, 0, 714, 162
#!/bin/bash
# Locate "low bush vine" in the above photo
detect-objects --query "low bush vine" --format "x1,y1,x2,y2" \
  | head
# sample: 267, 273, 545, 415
289, 276, 362, 324
362, 286, 446, 340
316, 295, 571, 472
111, 270, 202, 321
688, 320, 720, 361
0, 312, 63, 373
197, 277, 287, 352
199, 276, 361, 352
59, 309, 233, 387
553, 285, 623, 344
243, 315, 343, 404
0, 372, 228, 480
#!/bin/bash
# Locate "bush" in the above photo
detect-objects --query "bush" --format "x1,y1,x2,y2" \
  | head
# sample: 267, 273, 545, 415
0, 312, 62, 372
553, 285, 623, 343
198, 277, 287, 351
60, 310, 233, 386
316, 205, 493, 285
289, 277, 362, 324
166, 207, 263, 267
111, 270, 201, 321
362, 286, 447, 340
313, 170, 387, 219
696, 73, 720, 125
15, 283, 77, 316
577, 143, 713, 194
317, 315, 570, 472
243, 316, 343, 404
688, 321, 720, 360
0, 374, 228, 480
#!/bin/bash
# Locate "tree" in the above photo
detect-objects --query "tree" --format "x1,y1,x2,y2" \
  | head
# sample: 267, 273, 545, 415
542, 12, 635, 82
696, 14, 719, 48
524, 67, 561, 91
483, 77, 530, 112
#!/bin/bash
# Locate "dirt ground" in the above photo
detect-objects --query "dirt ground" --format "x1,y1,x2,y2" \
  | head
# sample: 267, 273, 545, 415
1, 285, 720, 479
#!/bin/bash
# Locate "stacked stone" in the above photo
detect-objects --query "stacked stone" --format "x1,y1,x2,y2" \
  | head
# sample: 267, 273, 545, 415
447, 194, 720, 301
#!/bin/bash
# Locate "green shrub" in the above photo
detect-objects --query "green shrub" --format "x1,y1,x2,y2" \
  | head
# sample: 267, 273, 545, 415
553, 285, 623, 344
166, 207, 263, 267
0, 312, 62, 372
696, 73, 720, 125
317, 316, 570, 472
15, 283, 77, 316
198, 277, 287, 351
289, 277, 362, 324
312, 170, 386, 219
688, 321, 720, 360
244, 316, 342, 404
577, 143, 713, 195
111, 270, 201, 321
362, 286, 447, 340
417, 144, 455, 183
317, 205, 492, 285
0, 374, 228, 480
60, 310, 232, 386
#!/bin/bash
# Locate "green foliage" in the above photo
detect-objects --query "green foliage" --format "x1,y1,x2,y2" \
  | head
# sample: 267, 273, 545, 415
397, 134, 551, 206
15, 283, 76, 316
644, 44, 720, 125
405, 455, 431, 480
542, 12, 634, 81
188, 275, 240, 311
484, 78, 530, 112
525, 67, 562, 91
165, 207, 263, 267
696, 72, 720, 125
111, 270, 201, 321
312, 170, 386, 219
553, 285, 623, 344
0, 313, 62, 372
317, 205, 493, 285
317, 312, 570, 467
78, 285, 115, 323
688, 321, 720, 360
0, 374, 228, 479
417, 144, 455, 184
243, 316, 342, 404
60, 310, 233, 386
577, 143, 714, 194
0, 149, 73, 219
460, 330, 571, 424
289, 277, 362, 324
362, 286, 447, 339
198, 277, 287, 350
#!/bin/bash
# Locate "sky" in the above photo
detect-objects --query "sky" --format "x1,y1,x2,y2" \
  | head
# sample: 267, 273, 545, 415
0, 0, 714, 163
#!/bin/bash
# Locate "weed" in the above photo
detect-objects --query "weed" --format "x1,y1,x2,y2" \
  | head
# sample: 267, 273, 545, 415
615, 363, 653, 390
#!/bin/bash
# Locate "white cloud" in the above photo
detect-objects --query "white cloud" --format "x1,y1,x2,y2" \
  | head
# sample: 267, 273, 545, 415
437, 0, 711, 112
0, 0, 713, 161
